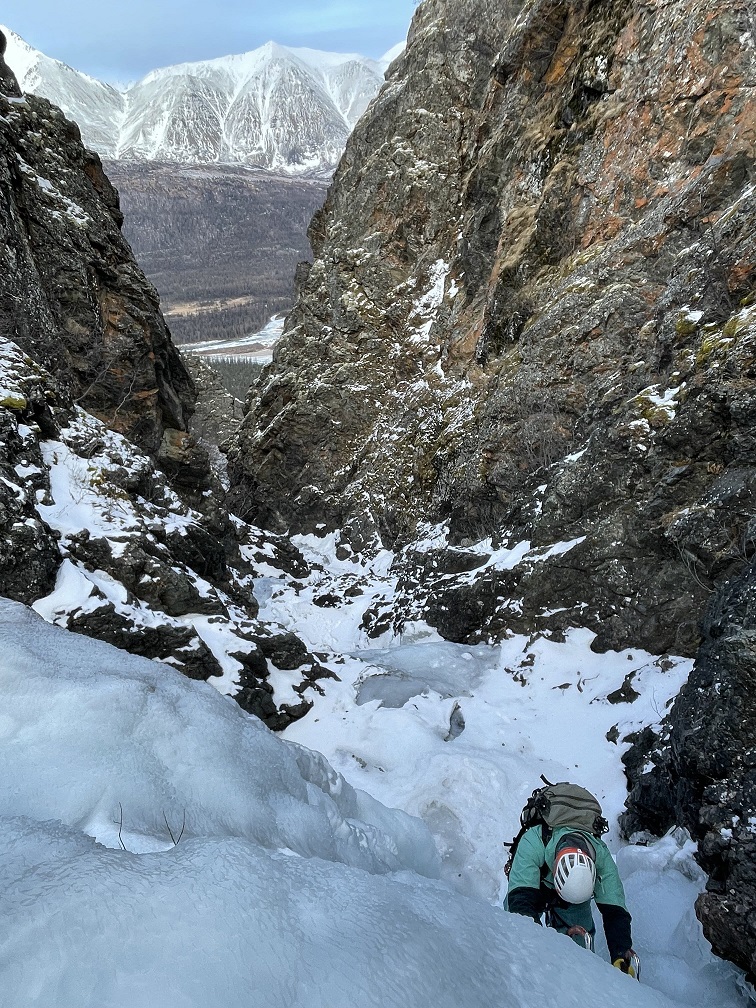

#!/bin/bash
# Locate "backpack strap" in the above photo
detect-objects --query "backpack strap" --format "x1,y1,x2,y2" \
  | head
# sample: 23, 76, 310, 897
504, 808, 554, 880
503, 824, 528, 877
539, 822, 552, 880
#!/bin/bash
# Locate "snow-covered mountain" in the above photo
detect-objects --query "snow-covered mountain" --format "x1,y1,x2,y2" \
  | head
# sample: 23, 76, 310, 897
2, 26, 396, 173
1, 26, 124, 154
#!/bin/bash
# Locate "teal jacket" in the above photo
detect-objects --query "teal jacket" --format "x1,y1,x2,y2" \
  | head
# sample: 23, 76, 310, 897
506, 826, 632, 959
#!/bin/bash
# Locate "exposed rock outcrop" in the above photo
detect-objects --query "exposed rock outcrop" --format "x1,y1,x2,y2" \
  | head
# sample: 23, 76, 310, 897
0, 46, 322, 729
0, 84, 196, 470
179, 354, 245, 462
0, 27, 21, 97
621, 561, 756, 982
0, 342, 61, 602
230, 0, 756, 659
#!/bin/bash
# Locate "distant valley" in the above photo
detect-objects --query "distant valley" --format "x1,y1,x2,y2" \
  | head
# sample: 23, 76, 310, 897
3, 27, 395, 349
105, 161, 327, 345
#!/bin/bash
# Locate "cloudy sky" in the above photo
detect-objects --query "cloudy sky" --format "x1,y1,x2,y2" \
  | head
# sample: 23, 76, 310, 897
2, 0, 417, 83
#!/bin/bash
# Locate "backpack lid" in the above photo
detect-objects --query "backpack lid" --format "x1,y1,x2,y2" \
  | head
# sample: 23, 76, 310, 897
505, 780, 607, 879
540, 783, 606, 835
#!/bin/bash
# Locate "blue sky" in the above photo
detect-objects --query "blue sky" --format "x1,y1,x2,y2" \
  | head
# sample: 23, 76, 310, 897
2, 1, 417, 83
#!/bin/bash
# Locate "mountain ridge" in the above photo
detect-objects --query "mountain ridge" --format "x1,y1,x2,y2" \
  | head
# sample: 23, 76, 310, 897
2, 26, 399, 173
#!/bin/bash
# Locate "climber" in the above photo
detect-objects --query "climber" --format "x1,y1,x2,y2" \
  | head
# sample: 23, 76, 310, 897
506, 825, 638, 976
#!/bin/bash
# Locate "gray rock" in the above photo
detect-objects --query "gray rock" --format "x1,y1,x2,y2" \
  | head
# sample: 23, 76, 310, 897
622, 561, 756, 981
229, 0, 756, 660
2, 90, 190, 453
0, 30, 21, 97
66, 603, 224, 680
0, 353, 61, 601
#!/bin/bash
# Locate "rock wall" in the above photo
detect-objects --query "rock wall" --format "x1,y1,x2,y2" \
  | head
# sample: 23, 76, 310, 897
0, 40, 321, 730
230, 0, 756, 658
0, 63, 195, 469
621, 562, 756, 981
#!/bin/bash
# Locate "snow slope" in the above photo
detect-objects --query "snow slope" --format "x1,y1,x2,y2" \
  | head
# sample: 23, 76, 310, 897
2, 27, 392, 173
2, 527, 750, 1004
258, 530, 751, 1007
2, 359, 749, 1003
1, 597, 682, 1008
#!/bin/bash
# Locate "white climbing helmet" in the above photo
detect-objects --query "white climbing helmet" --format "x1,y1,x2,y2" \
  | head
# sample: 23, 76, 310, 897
553, 843, 596, 904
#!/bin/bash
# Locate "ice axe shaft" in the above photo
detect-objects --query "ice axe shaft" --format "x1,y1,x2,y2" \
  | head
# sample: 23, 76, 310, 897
566, 925, 593, 952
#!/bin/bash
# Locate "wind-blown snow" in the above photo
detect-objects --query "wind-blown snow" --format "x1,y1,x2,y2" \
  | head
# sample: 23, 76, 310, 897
0, 598, 684, 1008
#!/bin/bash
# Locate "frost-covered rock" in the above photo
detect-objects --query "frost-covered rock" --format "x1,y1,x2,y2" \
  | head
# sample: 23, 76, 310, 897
24, 397, 324, 721
0, 340, 61, 602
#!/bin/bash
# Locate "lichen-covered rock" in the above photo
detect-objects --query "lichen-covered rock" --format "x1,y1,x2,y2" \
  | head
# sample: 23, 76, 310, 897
621, 561, 756, 981
230, 0, 756, 658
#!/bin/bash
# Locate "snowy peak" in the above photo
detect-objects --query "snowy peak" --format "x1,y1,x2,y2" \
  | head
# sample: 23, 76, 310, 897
2, 26, 37, 79
2, 27, 387, 173
2, 26, 125, 155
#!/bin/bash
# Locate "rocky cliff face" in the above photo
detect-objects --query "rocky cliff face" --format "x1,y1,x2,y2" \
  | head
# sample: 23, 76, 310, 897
228, 0, 756, 976
0, 40, 324, 730
621, 561, 756, 981
0, 83, 195, 465
231, 0, 756, 659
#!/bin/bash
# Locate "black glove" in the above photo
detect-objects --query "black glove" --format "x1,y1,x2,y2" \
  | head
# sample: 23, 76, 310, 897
612, 949, 638, 978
